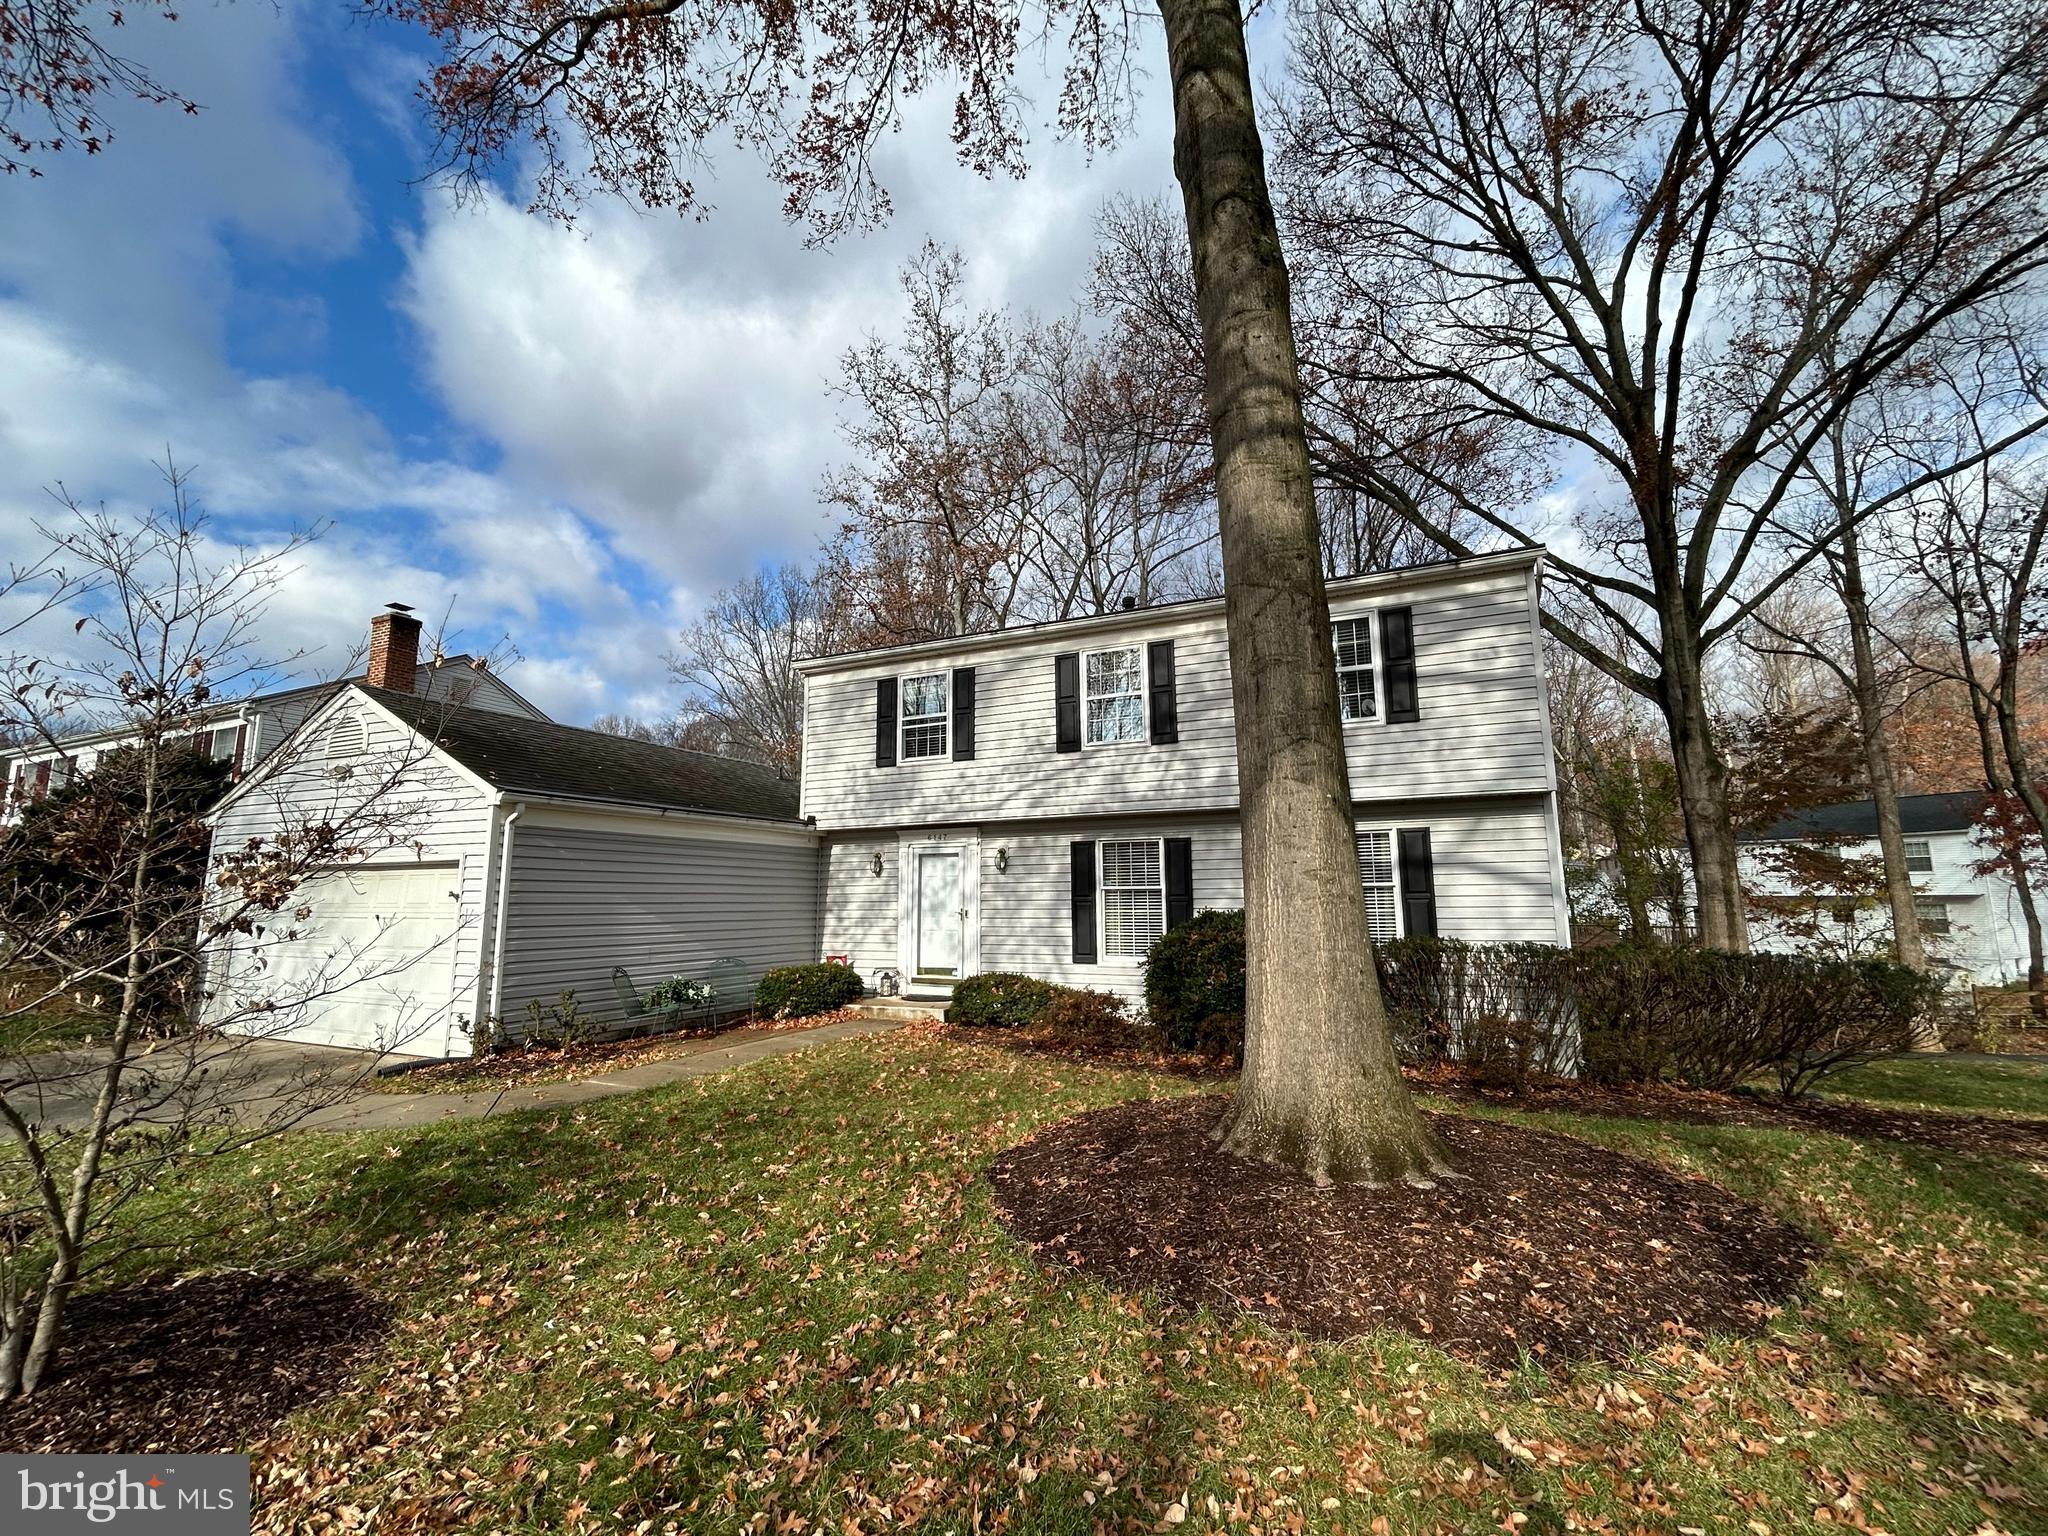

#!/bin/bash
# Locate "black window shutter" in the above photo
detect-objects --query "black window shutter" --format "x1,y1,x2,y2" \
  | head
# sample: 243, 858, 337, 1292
1055, 653, 1082, 753
874, 677, 898, 768
1164, 837, 1194, 931
1148, 640, 1179, 745
1397, 827, 1437, 938
1382, 606, 1420, 723
1070, 840, 1098, 962
952, 666, 976, 761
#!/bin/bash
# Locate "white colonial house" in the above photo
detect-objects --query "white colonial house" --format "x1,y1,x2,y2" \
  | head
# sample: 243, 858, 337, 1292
797, 547, 1571, 1003
1741, 791, 2029, 985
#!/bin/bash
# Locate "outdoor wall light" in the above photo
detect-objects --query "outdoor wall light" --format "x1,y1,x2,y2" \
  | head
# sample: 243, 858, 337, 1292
995, 846, 1009, 873
870, 851, 884, 876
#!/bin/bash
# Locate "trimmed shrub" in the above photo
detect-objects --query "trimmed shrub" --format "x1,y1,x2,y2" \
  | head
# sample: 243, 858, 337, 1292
1377, 938, 1577, 1091
1036, 986, 1137, 1045
1769, 958, 1943, 1099
1573, 945, 1934, 1096
1144, 909, 1246, 1053
946, 971, 1059, 1027
754, 961, 865, 1020
1141, 916, 1925, 1098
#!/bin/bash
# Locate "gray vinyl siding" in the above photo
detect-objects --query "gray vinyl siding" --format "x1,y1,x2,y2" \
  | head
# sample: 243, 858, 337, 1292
1358, 796, 1567, 944
820, 795, 1566, 1007
494, 820, 821, 1035
820, 835, 900, 978
799, 558, 1550, 830
202, 691, 497, 1057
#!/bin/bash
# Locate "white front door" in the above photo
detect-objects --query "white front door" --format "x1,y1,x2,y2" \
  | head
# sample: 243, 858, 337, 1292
914, 848, 964, 978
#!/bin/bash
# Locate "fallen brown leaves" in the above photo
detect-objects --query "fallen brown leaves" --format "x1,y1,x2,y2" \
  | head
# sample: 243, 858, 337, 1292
989, 1096, 1819, 1366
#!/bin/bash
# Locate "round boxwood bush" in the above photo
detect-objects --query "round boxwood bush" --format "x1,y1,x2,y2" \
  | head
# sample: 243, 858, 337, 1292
1144, 908, 1245, 1054
754, 961, 865, 1020
946, 971, 1059, 1027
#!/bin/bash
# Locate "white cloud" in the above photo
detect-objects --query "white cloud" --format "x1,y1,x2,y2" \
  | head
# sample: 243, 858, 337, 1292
0, 0, 1187, 728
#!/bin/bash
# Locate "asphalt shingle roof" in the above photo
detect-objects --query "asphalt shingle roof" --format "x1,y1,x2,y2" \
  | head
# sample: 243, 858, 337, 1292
362, 686, 801, 824
1742, 790, 1987, 843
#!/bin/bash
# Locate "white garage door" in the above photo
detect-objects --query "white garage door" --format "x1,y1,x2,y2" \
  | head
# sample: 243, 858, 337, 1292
221, 864, 463, 1055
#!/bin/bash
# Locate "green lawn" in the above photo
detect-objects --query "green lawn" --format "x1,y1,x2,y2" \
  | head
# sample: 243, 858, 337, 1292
64, 1027, 2048, 1532
1818, 1053, 2048, 1118
0, 1007, 103, 1055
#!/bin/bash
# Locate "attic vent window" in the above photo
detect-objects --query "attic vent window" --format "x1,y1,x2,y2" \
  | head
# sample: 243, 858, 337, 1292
327, 715, 368, 760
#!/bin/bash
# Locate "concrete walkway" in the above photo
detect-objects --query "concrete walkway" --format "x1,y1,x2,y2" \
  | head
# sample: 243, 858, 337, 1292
297, 1016, 904, 1131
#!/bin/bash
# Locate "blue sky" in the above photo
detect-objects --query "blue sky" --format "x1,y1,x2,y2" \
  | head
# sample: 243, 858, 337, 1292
0, 1, 1207, 723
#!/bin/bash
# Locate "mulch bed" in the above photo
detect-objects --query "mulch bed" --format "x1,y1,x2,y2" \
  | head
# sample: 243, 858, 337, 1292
0, 1271, 389, 1453
1416, 1072, 2048, 1160
380, 1009, 861, 1093
988, 1096, 1817, 1366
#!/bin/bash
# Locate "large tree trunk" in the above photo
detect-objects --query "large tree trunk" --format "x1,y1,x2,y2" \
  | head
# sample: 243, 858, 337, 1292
1658, 627, 1748, 951
1159, 0, 1446, 1185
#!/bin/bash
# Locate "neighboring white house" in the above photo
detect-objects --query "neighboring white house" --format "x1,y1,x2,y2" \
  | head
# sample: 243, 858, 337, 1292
1741, 791, 2028, 985
199, 609, 817, 1057
796, 548, 1571, 1004
1, 603, 546, 818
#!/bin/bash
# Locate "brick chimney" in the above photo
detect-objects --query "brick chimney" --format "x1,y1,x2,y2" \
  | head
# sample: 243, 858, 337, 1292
367, 603, 422, 693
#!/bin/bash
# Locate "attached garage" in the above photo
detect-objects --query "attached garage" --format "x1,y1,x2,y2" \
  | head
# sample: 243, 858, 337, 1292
203, 683, 819, 1058
245, 864, 465, 1053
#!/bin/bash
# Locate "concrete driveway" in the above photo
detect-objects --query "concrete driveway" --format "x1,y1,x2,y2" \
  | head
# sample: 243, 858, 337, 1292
7, 1037, 386, 1135
8, 1017, 904, 1135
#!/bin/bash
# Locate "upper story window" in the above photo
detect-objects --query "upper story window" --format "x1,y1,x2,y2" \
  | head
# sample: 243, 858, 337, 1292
1100, 838, 1165, 957
1333, 615, 1378, 723
1085, 647, 1145, 745
900, 672, 950, 761
1904, 838, 1933, 874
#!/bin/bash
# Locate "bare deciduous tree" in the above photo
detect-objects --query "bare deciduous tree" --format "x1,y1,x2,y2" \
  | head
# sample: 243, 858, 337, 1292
1, 478, 470, 1397
666, 563, 833, 776
822, 243, 1037, 643
1278, 0, 2048, 950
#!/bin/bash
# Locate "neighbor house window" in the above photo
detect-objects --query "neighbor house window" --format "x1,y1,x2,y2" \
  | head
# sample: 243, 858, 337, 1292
1914, 897, 1952, 935
1099, 839, 1165, 957
1356, 829, 1400, 945
1904, 838, 1934, 874
206, 725, 240, 762
899, 672, 949, 760
1333, 615, 1377, 722
1084, 647, 1146, 745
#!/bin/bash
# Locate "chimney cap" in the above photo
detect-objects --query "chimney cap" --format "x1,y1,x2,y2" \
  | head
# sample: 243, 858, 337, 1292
384, 602, 416, 615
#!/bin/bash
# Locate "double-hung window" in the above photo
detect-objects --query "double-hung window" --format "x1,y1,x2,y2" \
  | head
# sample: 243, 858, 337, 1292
1332, 615, 1377, 723
1356, 829, 1400, 944
1084, 647, 1146, 745
900, 672, 949, 761
1100, 839, 1165, 957
1913, 897, 1952, 935
1904, 838, 1934, 874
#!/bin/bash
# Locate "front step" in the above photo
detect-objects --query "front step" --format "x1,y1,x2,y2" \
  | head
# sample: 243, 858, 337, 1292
846, 997, 949, 1022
